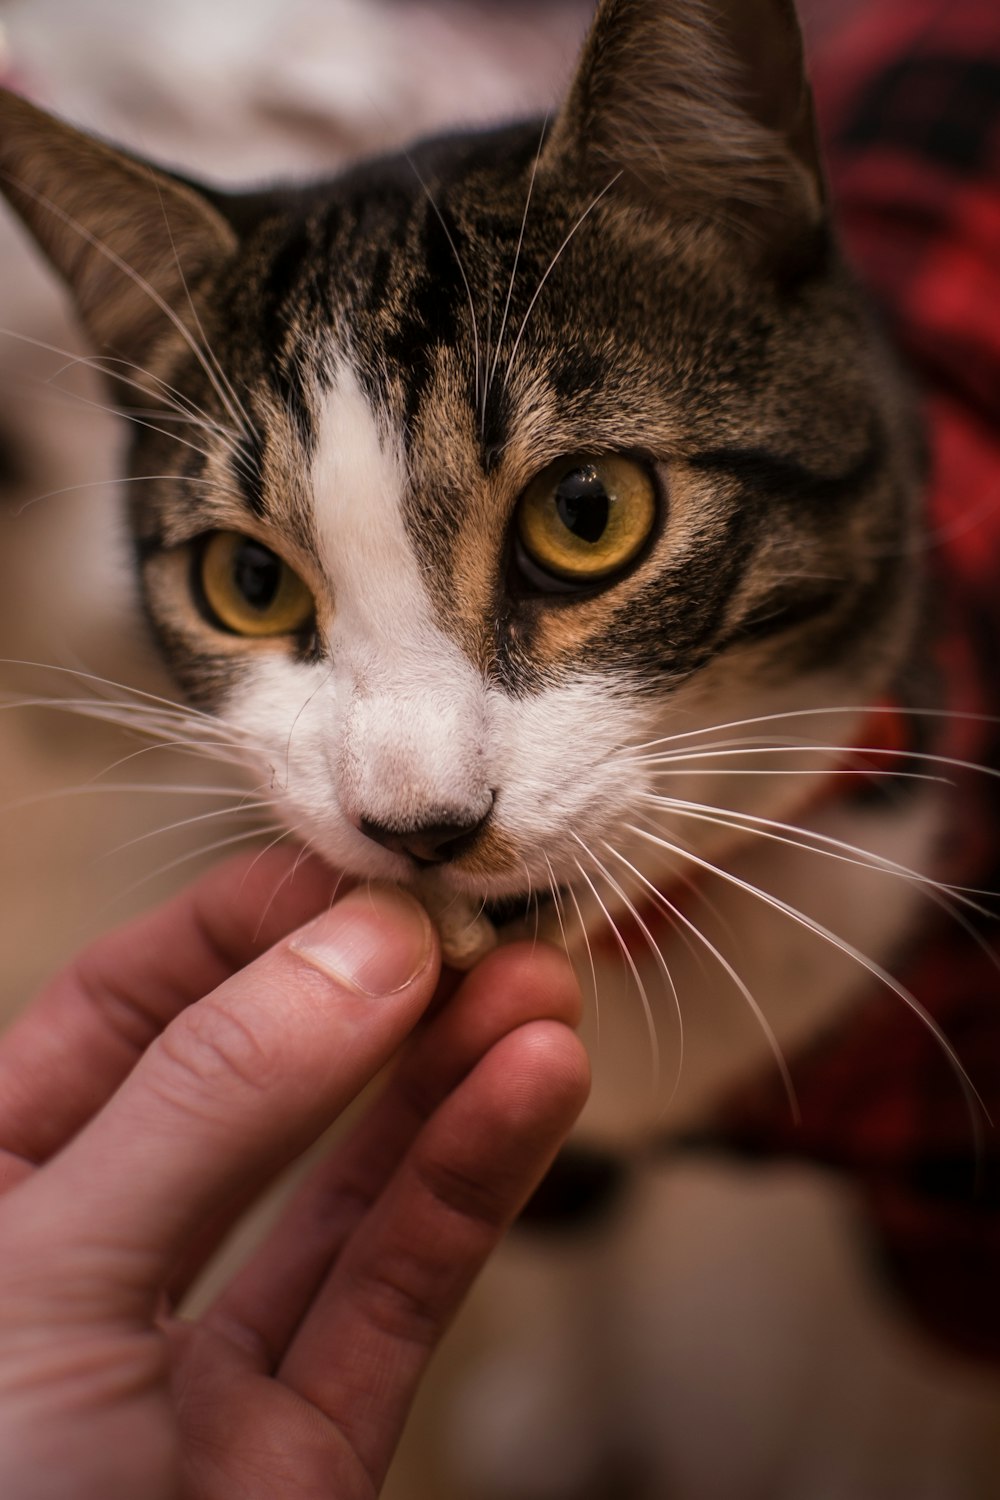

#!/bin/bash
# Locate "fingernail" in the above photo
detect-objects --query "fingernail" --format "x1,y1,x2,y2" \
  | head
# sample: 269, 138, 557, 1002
291, 886, 432, 997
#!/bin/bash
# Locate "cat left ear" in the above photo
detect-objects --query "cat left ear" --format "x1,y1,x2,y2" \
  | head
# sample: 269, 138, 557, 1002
546, 0, 826, 252
0, 89, 237, 386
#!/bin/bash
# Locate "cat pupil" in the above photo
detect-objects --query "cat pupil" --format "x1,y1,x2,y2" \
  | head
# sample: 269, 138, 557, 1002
555, 467, 610, 545
233, 541, 281, 611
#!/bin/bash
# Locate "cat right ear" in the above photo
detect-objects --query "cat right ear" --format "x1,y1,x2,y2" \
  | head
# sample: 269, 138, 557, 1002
546, 0, 827, 254
0, 89, 237, 387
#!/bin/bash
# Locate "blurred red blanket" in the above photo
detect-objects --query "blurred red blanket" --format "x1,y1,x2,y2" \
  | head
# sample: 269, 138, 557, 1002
713, 0, 1000, 1363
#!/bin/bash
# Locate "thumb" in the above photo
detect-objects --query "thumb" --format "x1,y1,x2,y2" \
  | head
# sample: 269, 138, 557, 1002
1, 886, 439, 1317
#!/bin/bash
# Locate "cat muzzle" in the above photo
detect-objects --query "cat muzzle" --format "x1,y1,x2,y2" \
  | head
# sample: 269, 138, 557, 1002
357, 801, 494, 866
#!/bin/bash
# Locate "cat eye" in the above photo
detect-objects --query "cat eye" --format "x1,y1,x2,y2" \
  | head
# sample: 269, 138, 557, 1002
515, 455, 658, 585
197, 531, 315, 638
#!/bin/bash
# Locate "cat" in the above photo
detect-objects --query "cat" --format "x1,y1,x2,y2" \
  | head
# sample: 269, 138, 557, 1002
0, 0, 995, 1494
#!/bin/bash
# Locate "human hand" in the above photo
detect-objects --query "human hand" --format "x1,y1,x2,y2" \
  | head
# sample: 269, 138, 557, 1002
0, 849, 588, 1499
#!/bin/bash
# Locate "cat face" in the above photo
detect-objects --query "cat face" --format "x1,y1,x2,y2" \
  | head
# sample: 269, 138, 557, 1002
0, 0, 923, 924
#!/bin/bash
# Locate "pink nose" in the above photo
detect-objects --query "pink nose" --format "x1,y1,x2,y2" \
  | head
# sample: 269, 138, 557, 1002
357, 802, 493, 866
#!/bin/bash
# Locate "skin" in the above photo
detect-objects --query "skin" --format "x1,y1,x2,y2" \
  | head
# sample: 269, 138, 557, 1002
0, 847, 589, 1500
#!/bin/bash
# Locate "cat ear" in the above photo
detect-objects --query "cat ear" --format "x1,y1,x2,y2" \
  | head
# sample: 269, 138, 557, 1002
0, 89, 237, 382
547, 0, 826, 248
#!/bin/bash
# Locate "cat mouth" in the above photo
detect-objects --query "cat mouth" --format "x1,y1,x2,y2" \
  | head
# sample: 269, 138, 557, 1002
484, 888, 560, 927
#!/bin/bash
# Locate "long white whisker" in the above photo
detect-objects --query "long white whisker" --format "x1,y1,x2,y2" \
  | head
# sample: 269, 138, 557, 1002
99, 799, 277, 861
626, 703, 999, 757
572, 845, 660, 1092
0, 660, 234, 727
282, 665, 335, 793
251, 836, 320, 943
102, 825, 284, 910
625, 821, 989, 1144
404, 153, 481, 428
639, 793, 991, 910
0, 169, 251, 439
12, 472, 225, 518
542, 852, 572, 961
641, 794, 1000, 1013
0, 324, 238, 447
91, 737, 257, 783
1, 780, 260, 816
563, 872, 600, 1046
40, 328, 244, 443
602, 835, 798, 1119
35, 378, 228, 467
593, 838, 684, 1105
487, 114, 548, 401
147, 165, 257, 440
502, 172, 623, 394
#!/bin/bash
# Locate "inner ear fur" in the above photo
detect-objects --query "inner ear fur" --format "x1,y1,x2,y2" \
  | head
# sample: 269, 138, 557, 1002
0, 89, 237, 388
546, 0, 826, 246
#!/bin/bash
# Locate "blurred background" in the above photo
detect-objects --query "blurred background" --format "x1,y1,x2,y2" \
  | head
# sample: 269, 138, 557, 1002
0, 3, 997, 1498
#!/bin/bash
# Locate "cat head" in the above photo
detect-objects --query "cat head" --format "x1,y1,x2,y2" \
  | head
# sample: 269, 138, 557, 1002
0, 0, 922, 933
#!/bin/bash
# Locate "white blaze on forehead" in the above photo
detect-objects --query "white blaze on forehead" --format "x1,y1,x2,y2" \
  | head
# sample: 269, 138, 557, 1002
311, 357, 421, 641
310, 357, 492, 824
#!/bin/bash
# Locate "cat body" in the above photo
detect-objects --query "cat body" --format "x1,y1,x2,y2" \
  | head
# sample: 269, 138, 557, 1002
2, 0, 998, 1494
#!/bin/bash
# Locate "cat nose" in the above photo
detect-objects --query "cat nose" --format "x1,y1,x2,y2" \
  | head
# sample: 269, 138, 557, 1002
358, 803, 493, 866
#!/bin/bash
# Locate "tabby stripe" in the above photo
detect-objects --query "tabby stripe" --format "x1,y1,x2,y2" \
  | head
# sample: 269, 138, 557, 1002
231, 427, 268, 519
689, 423, 885, 509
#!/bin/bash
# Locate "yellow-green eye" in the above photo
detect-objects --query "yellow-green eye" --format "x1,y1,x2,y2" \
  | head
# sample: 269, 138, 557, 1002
198, 531, 314, 637
516, 454, 657, 584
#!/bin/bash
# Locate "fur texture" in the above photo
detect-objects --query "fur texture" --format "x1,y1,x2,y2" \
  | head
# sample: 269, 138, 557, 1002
1, 2, 982, 1494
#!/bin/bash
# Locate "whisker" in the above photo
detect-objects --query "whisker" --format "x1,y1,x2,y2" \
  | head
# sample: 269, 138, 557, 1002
0, 324, 250, 478
98, 798, 277, 860
572, 844, 661, 1092
502, 172, 622, 396
0, 660, 234, 728
625, 821, 990, 1146
235, 825, 302, 900
602, 832, 798, 1120
282, 665, 335, 793
40, 333, 244, 444
147, 165, 257, 440
0, 780, 263, 816
403, 152, 481, 429
593, 837, 685, 1105
0, 169, 252, 440
101, 824, 283, 911
541, 852, 573, 958
91, 737, 257, 783
562, 868, 601, 1046
251, 835, 320, 943
639, 793, 991, 910
626, 703, 1000, 757
11, 472, 225, 518
486, 114, 548, 404
0, 324, 230, 436
638, 793, 1000, 1025
480, 281, 494, 438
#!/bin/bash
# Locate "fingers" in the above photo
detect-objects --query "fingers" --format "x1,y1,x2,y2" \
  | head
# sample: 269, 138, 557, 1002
0, 846, 341, 1164
0, 885, 439, 1319
280, 1018, 590, 1490
203, 940, 583, 1365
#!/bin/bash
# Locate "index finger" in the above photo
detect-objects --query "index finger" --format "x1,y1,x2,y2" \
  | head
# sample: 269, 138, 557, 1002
3, 885, 441, 1314
0, 846, 342, 1163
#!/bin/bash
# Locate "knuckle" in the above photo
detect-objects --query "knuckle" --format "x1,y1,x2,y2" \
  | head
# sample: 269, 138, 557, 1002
414, 1152, 512, 1235
347, 1255, 446, 1351
150, 994, 275, 1107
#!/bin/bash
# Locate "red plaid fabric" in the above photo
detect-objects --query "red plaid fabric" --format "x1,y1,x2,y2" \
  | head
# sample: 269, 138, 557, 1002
706, 0, 1000, 1362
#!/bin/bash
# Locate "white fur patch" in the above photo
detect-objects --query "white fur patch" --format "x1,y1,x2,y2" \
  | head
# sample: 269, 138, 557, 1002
222, 356, 658, 895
